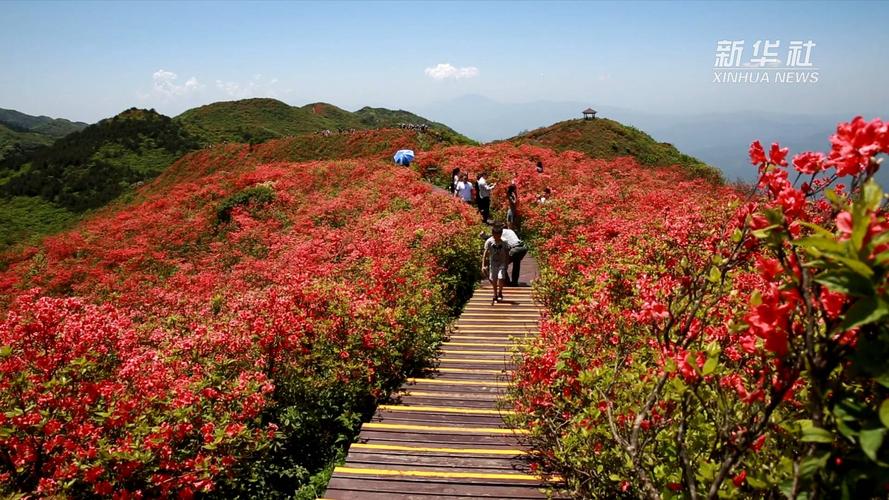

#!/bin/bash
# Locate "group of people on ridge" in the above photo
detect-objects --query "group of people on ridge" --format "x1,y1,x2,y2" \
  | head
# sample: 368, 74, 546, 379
450, 165, 540, 305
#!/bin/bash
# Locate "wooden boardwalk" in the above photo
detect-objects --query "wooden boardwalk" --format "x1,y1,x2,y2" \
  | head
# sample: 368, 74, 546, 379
322, 256, 560, 499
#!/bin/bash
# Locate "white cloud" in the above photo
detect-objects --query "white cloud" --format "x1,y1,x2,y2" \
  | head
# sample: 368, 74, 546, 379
152, 69, 203, 97
424, 63, 479, 80
215, 74, 281, 98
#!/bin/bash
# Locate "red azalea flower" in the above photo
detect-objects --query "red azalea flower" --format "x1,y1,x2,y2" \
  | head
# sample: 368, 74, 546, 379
828, 116, 886, 176
769, 143, 789, 166
749, 140, 767, 166
792, 151, 825, 175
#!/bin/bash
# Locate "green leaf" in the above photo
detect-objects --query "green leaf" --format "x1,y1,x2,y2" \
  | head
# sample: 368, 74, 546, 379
746, 476, 768, 489
799, 452, 830, 478
799, 420, 834, 443
841, 296, 889, 330
852, 205, 869, 251
752, 225, 781, 239
708, 266, 721, 283
799, 220, 836, 238
875, 249, 889, 267
859, 428, 886, 462
831, 255, 874, 279
862, 179, 883, 211
815, 270, 874, 297
731, 229, 743, 243
0, 345, 11, 358
825, 188, 849, 210
750, 290, 763, 306
702, 357, 718, 376
880, 399, 889, 428
794, 236, 846, 255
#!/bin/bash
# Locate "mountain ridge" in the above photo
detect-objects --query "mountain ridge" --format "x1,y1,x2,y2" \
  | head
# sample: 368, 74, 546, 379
506, 117, 722, 182
175, 97, 474, 146
0, 108, 89, 162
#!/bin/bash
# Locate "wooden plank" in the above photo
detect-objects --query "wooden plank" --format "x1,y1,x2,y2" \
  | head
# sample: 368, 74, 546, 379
362, 422, 525, 435
356, 431, 525, 447
324, 477, 553, 498
372, 413, 508, 427
378, 405, 512, 415
344, 452, 526, 471
325, 257, 551, 499
347, 443, 526, 456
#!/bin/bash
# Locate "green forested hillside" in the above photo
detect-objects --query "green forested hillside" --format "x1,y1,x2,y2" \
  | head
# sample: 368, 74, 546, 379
0, 108, 88, 162
0, 108, 197, 212
175, 98, 473, 145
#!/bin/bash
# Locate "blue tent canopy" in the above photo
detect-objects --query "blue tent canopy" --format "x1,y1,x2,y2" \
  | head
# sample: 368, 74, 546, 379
393, 149, 415, 166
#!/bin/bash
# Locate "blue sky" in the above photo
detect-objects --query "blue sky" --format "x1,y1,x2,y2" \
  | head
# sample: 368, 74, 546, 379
1, 1, 887, 123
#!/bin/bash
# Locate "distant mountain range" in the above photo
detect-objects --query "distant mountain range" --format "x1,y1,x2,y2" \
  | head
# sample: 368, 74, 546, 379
418, 94, 855, 182
0, 108, 88, 161
0, 99, 473, 249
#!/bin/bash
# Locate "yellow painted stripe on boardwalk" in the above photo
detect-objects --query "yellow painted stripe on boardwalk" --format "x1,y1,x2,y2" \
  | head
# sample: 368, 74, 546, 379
378, 404, 514, 415
455, 326, 534, 330
334, 466, 557, 482
439, 358, 509, 364
402, 390, 500, 398
350, 443, 526, 455
441, 349, 509, 356
436, 367, 505, 374
462, 306, 540, 310
407, 378, 508, 387
449, 335, 520, 340
447, 342, 512, 348
451, 331, 532, 336
458, 318, 540, 323
460, 312, 540, 316
363, 422, 527, 434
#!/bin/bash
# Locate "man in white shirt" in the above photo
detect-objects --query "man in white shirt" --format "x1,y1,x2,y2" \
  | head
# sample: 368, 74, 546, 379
455, 174, 474, 203
476, 172, 495, 223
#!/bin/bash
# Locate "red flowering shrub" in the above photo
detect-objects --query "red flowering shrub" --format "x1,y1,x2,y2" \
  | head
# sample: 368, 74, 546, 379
0, 152, 481, 496
439, 118, 888, 498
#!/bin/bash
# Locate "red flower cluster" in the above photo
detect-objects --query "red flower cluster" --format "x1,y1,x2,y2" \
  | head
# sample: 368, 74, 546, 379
0, 147, 479, 496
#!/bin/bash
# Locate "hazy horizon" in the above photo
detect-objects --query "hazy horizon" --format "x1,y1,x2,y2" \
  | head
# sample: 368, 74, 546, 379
2, 1, 887, 124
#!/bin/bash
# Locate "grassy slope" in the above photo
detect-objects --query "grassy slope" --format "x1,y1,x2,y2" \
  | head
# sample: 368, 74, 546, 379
0, 196, 78, 250
509, 118, 722, 182
175, 98, 474, 146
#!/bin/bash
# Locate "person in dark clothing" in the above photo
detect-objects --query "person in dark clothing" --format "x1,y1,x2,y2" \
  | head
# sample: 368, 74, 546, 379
450, 167, 461, 195
506, 184, 518, 230
476, 172, 495, 224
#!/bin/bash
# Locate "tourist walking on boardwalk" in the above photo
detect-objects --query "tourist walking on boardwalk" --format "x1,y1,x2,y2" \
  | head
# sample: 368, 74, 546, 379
455, 173, 474, 203
477, 172, 495, 224
506, 183, 518, 230
498, 223, 527, 286
482, 223, 510, 304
